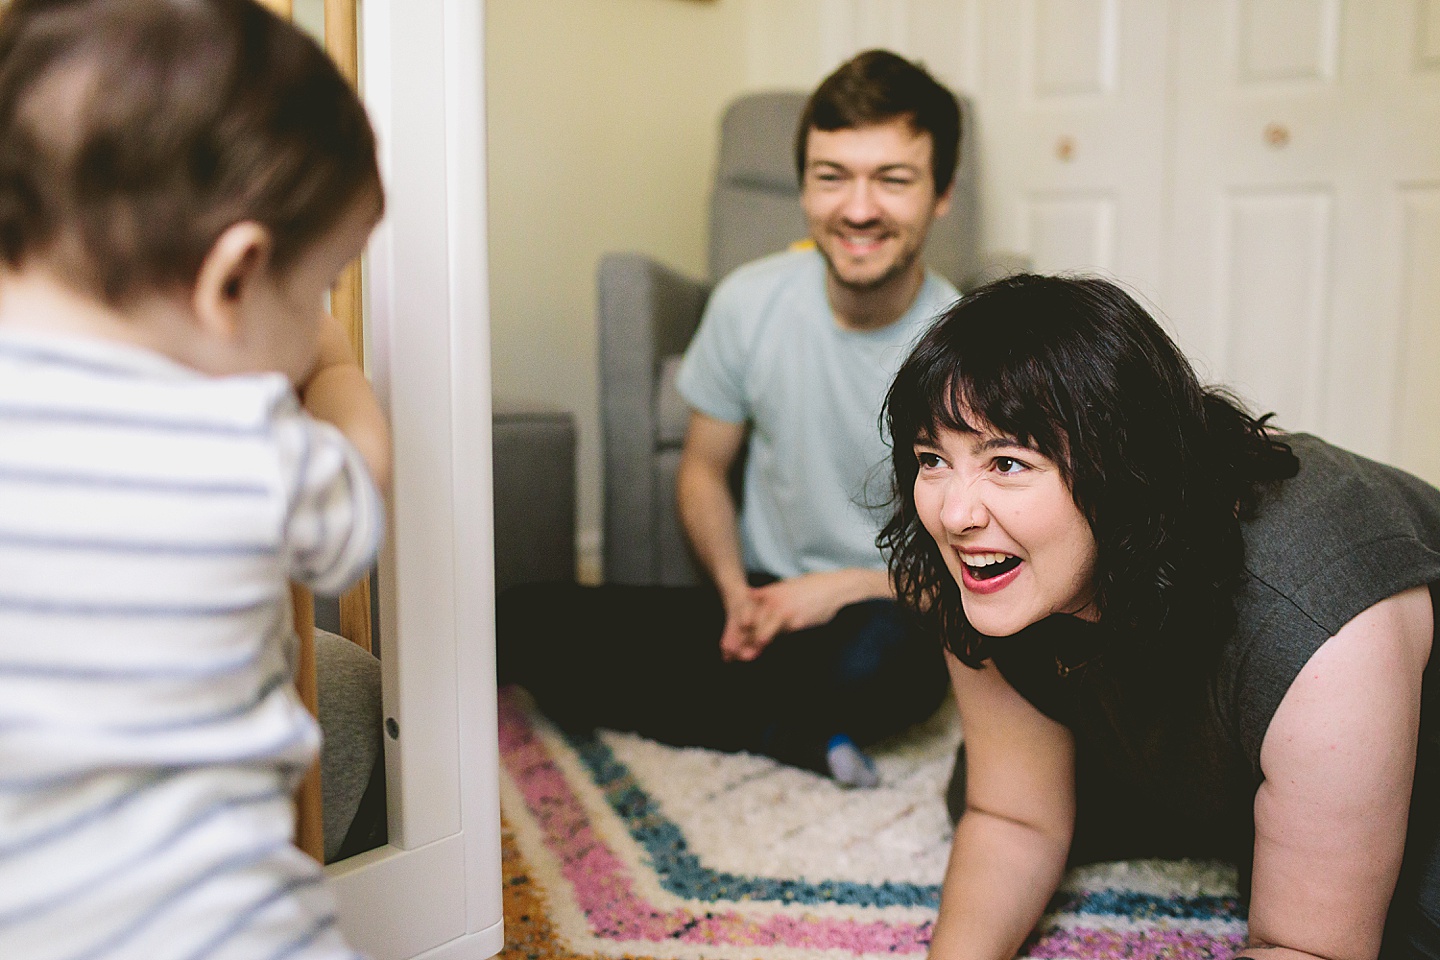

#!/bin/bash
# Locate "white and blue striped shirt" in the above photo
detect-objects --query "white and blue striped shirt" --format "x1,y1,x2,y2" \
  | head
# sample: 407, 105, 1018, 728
0, 329, 383, 960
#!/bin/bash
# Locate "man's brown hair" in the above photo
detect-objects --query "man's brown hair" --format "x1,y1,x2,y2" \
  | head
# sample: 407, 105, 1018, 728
0, 0, 382, 304
795, 49, 961, 197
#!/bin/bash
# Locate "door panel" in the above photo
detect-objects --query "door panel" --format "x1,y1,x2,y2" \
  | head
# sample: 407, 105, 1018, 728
1031, 0, 1118, 98
1022, 193, 1117, 272
1423, 0, 1440, 67
1236, 0, 1340, 84
1218, 189, 1334, 425
1395, 185, 1440, 482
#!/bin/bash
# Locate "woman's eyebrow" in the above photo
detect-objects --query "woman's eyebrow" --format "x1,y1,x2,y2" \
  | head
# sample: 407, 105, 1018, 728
977, 435, 1031, 452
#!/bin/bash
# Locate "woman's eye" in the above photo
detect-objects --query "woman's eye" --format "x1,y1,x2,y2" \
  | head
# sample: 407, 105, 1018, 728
993, 456, 1026, 475
916, 451, 943, 469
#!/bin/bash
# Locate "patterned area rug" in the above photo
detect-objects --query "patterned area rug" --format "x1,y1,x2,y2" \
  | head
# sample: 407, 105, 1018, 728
497, 687, 1248, 960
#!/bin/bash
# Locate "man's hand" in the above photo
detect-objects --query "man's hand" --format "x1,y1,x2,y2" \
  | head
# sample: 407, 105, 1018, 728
721, 568, 891, 662
719, 586, 763, 661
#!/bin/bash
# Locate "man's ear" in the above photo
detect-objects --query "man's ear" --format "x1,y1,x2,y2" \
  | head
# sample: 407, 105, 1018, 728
192, 222, 273, 342
932, 183, 954, 220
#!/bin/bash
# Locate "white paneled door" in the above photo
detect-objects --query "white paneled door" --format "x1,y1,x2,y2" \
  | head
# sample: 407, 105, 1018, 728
1165, 0, 1440, 483
976, 0, 1170, 295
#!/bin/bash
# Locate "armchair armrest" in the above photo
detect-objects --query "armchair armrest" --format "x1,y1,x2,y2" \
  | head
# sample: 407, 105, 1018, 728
598, 253, 712, 584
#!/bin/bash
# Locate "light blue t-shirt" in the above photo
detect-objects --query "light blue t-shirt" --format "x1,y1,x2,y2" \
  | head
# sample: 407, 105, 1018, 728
676, 248, 959, 578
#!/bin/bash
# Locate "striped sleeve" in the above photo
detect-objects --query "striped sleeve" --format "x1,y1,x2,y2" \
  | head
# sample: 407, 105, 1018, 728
271, 399, 384, 597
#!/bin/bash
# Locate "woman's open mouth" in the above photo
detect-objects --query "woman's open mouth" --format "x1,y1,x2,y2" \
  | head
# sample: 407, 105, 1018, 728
959, 552, 1023, 593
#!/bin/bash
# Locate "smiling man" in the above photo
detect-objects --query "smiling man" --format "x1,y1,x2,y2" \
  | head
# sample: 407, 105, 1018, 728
499, 50, 960, 786
673, 48, 961, 730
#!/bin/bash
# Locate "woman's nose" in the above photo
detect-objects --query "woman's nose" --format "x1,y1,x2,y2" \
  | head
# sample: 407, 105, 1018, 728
939, 479, 987, 534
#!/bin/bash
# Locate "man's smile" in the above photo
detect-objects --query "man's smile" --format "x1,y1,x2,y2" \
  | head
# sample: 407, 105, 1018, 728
834, 229, 891, 256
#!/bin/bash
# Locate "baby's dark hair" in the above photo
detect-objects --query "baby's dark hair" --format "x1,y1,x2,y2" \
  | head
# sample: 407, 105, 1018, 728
880, 274, 1298, 670
0, 0, 382, 304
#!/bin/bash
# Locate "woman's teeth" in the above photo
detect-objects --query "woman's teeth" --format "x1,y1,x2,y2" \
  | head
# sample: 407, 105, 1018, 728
962, 553, 1022, 581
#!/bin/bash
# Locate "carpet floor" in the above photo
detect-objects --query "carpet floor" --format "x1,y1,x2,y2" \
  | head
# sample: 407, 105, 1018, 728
496, 687, 1248, 960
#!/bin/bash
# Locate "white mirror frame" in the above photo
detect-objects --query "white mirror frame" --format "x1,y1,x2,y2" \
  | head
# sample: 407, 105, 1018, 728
325, 1, 502, 958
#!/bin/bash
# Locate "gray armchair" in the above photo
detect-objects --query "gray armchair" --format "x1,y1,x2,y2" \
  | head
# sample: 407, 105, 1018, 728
600, 90, 1017, 587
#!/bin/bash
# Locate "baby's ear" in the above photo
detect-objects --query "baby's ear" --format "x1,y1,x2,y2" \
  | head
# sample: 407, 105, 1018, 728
191, 222, 272, 341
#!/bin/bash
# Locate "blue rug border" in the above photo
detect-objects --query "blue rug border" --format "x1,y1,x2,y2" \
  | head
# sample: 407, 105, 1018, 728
565, 729, 1245, 919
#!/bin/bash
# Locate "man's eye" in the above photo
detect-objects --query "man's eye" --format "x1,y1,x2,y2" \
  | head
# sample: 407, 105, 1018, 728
880, 176, 914, 187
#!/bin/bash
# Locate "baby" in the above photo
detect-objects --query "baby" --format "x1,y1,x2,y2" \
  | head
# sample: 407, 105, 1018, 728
0, 0, 389, 957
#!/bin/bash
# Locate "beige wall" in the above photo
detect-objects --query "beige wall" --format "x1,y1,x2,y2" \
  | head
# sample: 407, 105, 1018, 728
486, 0, 753, 579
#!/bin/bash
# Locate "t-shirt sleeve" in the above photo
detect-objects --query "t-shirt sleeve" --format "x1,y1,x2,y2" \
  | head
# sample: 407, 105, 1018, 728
1224, 578, 1336, 776
1223, 440, 1440, 775
272, 399, 385, 596
675, 277, 750, 425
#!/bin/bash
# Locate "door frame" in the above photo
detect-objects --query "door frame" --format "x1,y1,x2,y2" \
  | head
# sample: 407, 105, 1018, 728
325, 1, 502, 958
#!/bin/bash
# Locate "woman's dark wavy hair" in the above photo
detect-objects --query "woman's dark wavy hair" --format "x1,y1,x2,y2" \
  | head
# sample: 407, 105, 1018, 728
880, 274, 1298, 670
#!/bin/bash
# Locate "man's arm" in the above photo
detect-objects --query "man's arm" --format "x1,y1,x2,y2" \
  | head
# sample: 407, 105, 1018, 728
299, 312, 391, 493
745, 568, 892, 646
676, 410, 755, 656
676, 408, 896, 659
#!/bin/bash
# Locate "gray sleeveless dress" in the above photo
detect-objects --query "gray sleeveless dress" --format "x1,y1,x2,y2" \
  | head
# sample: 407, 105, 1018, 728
980, 434, 1440, 957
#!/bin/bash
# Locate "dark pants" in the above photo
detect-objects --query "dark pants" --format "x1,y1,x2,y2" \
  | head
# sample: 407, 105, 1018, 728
496, 580, 947, 774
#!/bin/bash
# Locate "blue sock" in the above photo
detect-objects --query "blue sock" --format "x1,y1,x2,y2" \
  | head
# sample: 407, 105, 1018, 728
825, 734, 878, 788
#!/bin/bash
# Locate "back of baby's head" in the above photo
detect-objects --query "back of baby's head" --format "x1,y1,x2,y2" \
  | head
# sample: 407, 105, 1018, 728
0, 0, 381, 305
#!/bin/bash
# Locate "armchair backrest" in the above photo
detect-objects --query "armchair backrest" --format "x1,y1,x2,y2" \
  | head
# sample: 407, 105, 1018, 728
708, 92, 810, 283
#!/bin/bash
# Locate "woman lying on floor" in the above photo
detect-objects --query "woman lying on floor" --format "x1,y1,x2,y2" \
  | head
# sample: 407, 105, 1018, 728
881, 274, 1439, 960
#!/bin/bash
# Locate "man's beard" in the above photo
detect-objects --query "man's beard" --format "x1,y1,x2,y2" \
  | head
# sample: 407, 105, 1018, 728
819, 240, 921, 295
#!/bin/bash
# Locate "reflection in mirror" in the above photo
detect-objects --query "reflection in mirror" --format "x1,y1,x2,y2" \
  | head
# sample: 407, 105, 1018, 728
292, 0, 388, 866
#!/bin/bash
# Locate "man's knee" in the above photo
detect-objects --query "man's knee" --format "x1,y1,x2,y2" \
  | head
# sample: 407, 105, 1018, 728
830, 599, 919, 680
833, 600, 944, 699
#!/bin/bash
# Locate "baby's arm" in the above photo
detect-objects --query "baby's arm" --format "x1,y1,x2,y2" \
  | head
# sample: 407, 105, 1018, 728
300, 312, 391, 494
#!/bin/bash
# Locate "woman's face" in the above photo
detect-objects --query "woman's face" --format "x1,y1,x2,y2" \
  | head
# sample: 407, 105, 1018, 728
912, 415, 1099, 638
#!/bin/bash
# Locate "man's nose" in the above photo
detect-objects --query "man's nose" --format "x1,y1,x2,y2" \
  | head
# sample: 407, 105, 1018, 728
939, 478, 987, 534
841, 179, 880, 224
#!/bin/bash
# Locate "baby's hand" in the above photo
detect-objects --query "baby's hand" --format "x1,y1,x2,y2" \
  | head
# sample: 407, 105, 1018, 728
300, 313, 392, 493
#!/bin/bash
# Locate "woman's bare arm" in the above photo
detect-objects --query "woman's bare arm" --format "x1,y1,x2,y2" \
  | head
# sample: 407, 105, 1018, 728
1245, 585, 1433, 960
928, 651, 1075, 960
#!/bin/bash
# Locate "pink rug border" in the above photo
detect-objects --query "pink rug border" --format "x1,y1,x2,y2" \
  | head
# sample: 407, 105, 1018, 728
498, 691, 1245, 958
